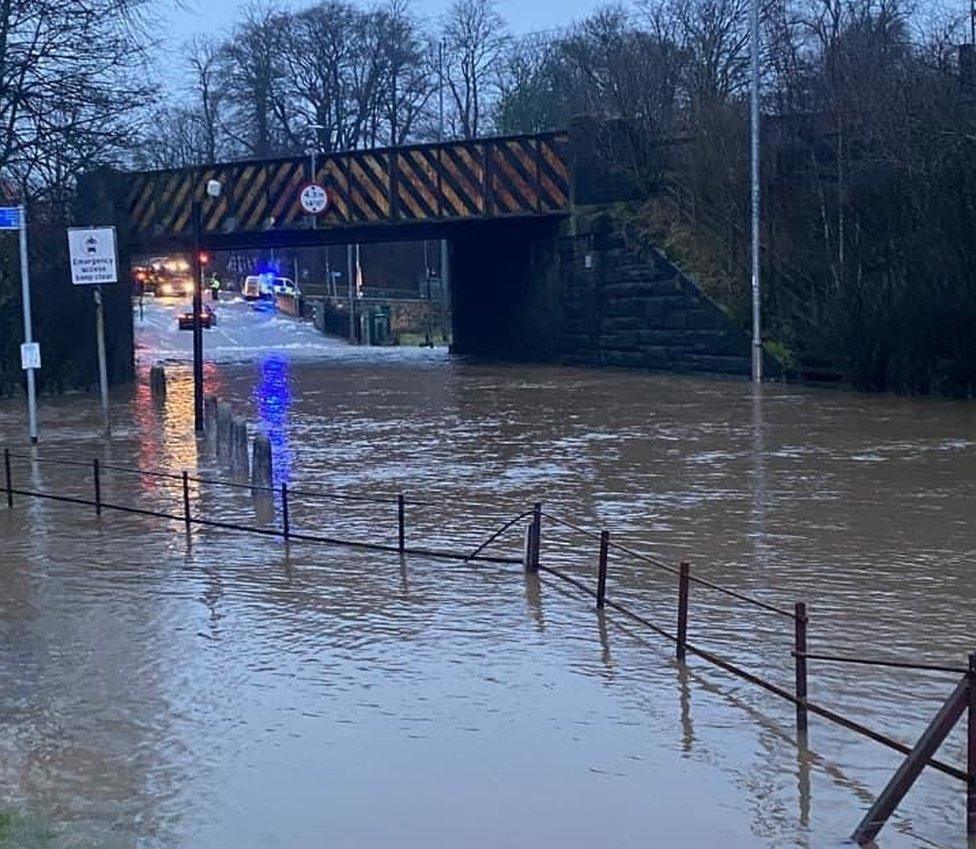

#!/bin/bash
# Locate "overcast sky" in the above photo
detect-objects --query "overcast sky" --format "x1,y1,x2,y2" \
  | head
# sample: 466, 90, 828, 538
163, 0, 602, 47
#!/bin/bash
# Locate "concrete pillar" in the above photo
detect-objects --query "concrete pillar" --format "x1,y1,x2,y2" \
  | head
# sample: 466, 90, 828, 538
216, 401, 232, 460
149, 364, 166, 401
251, 434, 273, 490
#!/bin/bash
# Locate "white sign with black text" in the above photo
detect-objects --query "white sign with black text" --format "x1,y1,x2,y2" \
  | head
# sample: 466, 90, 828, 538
67, 226, 119, 286
20, 342, 40, 370
300, 184, 329, 215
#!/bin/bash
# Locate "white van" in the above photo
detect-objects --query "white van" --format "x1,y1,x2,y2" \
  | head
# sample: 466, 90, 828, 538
242, 274, 272, 300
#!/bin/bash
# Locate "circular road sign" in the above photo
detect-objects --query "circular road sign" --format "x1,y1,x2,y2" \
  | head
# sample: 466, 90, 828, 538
300, 183, 329, 215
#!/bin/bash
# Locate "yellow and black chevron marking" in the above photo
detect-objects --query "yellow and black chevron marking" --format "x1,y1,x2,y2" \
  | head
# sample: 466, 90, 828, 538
128, 133, 571, 242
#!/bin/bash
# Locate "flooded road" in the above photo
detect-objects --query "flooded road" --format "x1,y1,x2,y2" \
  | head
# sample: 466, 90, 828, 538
1, 302, 974, 848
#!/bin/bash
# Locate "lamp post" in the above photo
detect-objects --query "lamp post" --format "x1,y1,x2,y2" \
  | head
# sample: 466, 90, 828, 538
749, 0, 762, 383
192, 179, 222, 434
191, 201, 204, 432
437, 39, 450, 329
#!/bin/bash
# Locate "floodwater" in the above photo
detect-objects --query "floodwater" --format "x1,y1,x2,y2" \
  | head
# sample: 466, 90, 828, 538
1, 298, 975, 848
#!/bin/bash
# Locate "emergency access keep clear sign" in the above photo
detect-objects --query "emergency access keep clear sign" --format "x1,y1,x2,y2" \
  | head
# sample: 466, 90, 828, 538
67, 226, 119, 285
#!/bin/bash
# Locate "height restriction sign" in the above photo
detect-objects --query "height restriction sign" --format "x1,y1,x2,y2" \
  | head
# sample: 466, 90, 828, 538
300, 184, 329, 215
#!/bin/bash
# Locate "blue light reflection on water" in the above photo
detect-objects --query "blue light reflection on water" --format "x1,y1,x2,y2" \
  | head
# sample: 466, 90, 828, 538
253, 354, 292, 486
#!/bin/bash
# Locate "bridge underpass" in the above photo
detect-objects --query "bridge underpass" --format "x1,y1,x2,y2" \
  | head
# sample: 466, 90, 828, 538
82, 125, 753, 379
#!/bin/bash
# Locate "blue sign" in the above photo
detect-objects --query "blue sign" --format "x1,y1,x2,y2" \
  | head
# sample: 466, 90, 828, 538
0, 206, 21, 230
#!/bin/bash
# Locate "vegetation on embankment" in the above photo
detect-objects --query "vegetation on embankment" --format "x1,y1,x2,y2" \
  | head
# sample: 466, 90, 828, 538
494, 0, 976, 396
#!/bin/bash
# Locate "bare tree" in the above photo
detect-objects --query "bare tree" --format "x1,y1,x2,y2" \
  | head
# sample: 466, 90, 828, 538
442, 0, 511, 138
0, 0, 156, 198
187, 36, 227, 163
220, 1, 295, 158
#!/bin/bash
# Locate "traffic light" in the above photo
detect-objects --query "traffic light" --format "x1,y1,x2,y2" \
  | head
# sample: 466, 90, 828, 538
198, 251, 209, 265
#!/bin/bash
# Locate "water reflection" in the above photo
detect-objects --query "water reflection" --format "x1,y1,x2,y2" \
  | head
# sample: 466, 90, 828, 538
253, 355, 292, 486
751, 383, 770, 570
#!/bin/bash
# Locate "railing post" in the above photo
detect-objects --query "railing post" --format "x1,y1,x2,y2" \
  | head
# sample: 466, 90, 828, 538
93, 458, 102, 516
182, 471, 191, 533
528, 502, 542, 572
677, 561, 691, 661
596, 530, 609, 608
4, 448, 12, 507
852, 674, 969, 845
968, 651, 976, 837
795, 602, 809, 734
281, 482, 290, 540
397, 493, 405, 552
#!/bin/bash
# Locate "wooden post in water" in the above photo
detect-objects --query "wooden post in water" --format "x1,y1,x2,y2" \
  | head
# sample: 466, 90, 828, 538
149, 364, 167, 401
216, 402, 232, 460
230, 417, 249, 475
968, 651, 976, 837
677, 562, 691, 661
93, 458, 102, 516
4, 448, 12, 507
182, 471, 191, 533
204, 395, 218, 439
596, 530, 609, 608
397, 494, 405, 552
281, 483, 290, 540
794, 602, 809, 734
251, 435, 273, 491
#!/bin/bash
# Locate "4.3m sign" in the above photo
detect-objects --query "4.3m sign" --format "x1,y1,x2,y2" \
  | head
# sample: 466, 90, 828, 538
67, 226, 118, 285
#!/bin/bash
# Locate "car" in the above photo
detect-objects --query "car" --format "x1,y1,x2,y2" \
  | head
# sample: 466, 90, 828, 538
177, 303, 217, 330
272, 277, 299, 296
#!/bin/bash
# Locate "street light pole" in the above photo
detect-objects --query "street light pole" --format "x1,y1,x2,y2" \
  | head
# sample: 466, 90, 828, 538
749, 0, 762, 383
18, 204, 38, 443
438, 40, 445, 143
191, 200, 204, 432
346, 243, 355, 342
438, 39, 450, 332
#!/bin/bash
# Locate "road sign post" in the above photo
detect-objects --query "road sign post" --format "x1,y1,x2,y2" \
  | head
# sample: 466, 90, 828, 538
1, 205, 38, 443
94, 287, 110, 436
67, 225, 119, 437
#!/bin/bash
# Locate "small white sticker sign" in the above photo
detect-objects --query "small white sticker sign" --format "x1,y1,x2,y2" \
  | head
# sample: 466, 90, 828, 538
67, 226, 118, 285
20, 342, 40, 370
300, 184, 329, 215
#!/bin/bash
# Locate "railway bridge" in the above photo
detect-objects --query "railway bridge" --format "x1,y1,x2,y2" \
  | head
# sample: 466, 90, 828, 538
85, 122, 750, 374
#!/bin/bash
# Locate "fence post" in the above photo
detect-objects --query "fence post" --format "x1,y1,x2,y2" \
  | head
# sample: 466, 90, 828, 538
677, 562, 691, 661
596, 530, 609, 608
795, 602, 809, 734
4, 448, 12, 507
968, 651, 976, 837
397, 493, 405, 552
281, 482, 290, 540
182, 471, 191, 533
93, 459, 102, 516
528, 502, 542, 572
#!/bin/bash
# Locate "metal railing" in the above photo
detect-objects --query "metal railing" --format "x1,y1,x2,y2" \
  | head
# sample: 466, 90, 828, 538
2, 446, 973, 844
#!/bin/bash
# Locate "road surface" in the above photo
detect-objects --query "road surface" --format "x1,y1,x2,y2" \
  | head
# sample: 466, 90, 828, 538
134, 295, 348, 364
134, 295, 447, 367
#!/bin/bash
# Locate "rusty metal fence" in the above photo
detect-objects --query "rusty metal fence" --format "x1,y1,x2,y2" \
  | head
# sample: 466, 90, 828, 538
2, 446, 973, 845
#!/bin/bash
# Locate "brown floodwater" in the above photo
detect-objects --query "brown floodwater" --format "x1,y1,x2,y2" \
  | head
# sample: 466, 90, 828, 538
1, 306, 975, 848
